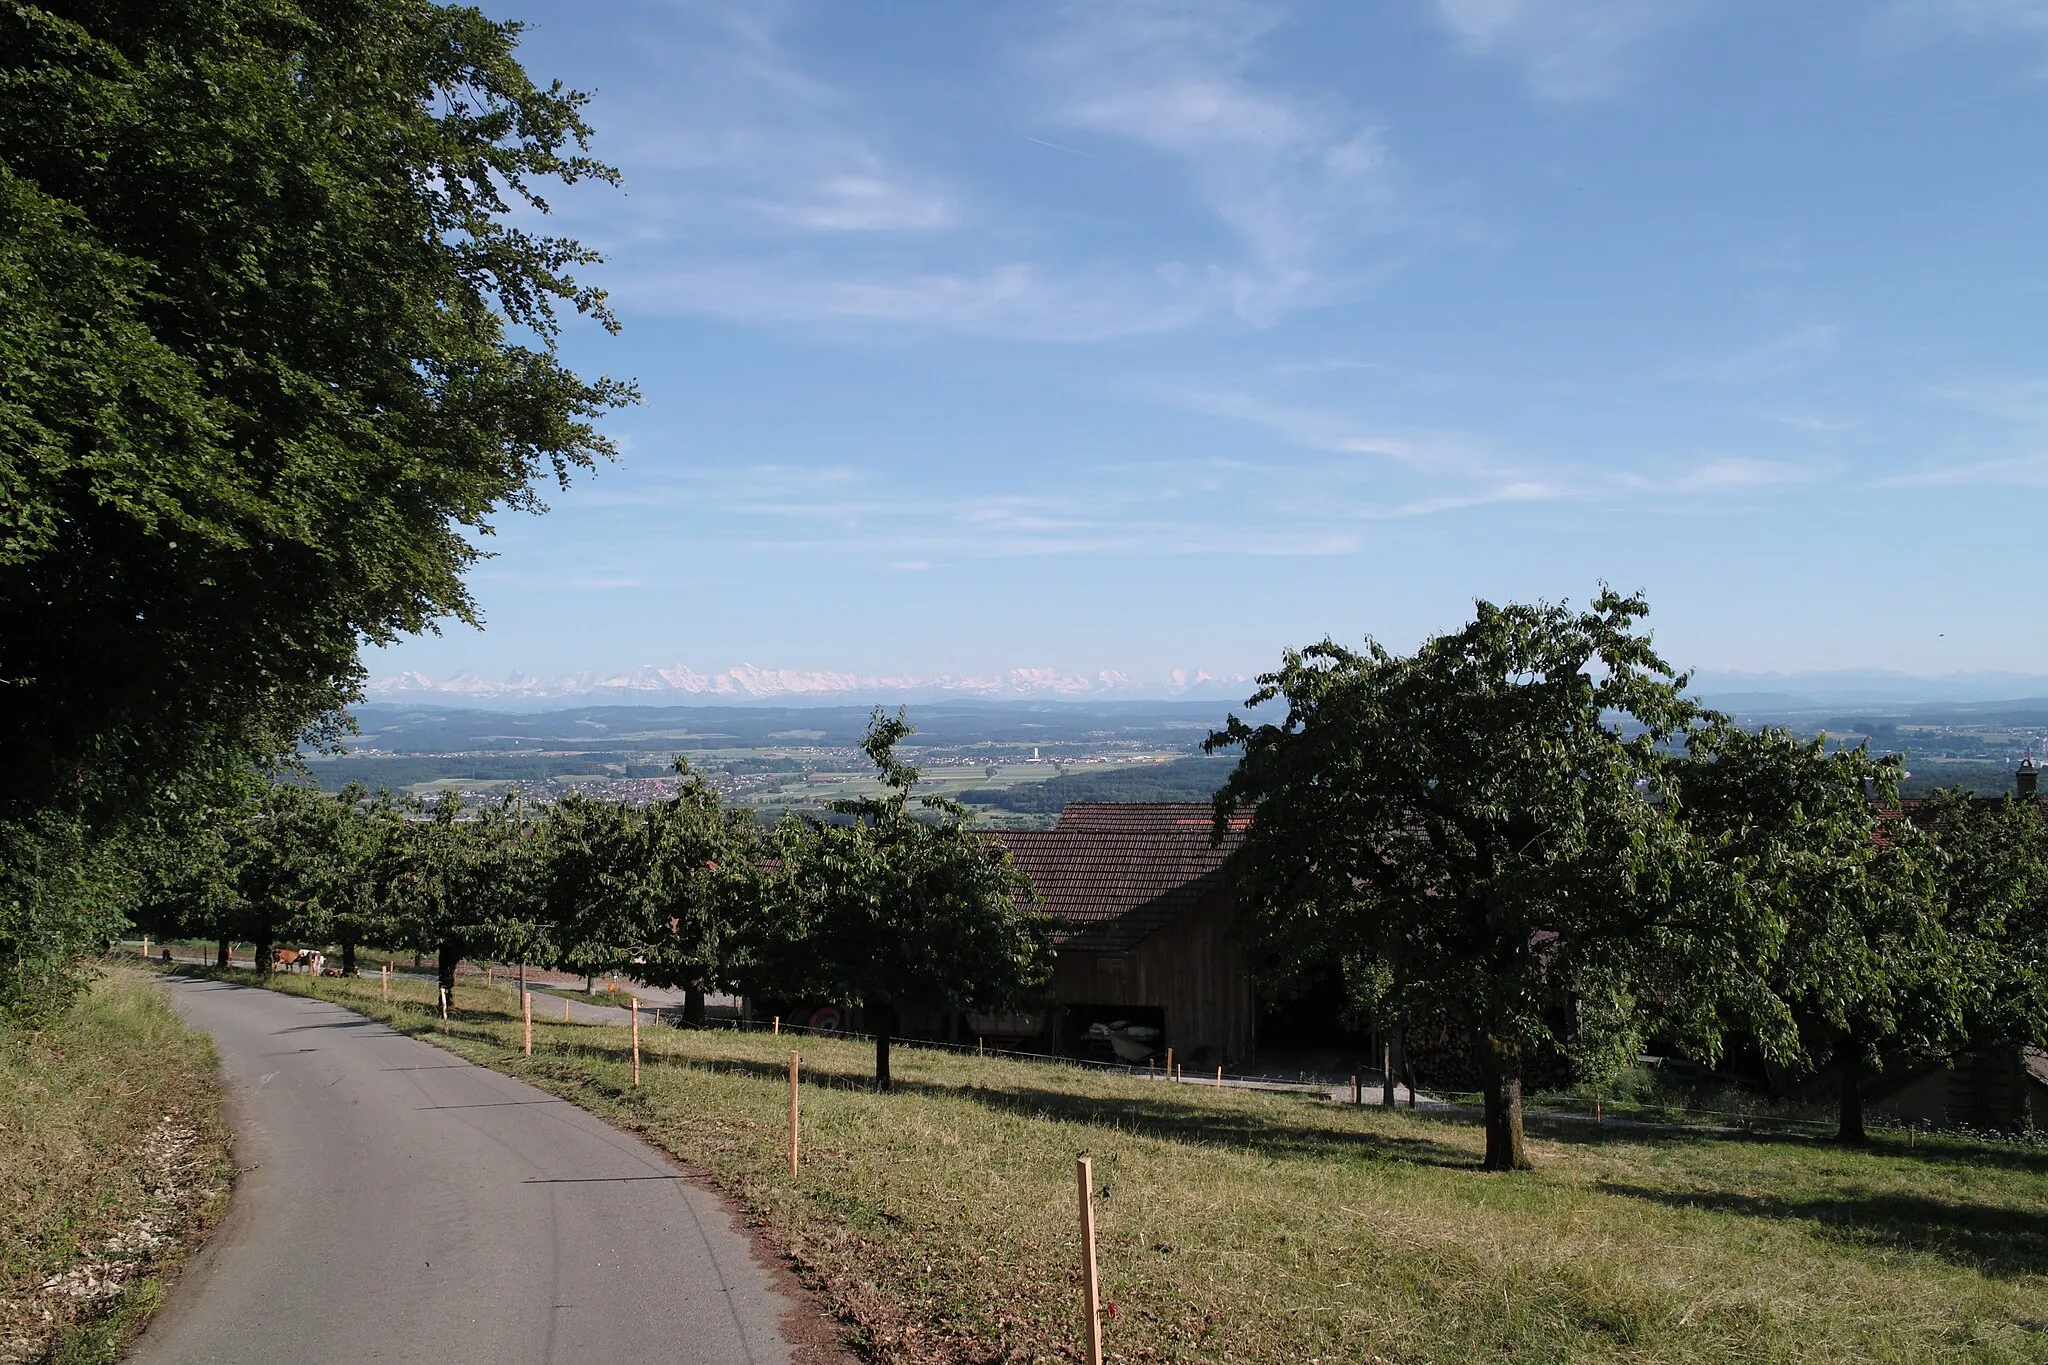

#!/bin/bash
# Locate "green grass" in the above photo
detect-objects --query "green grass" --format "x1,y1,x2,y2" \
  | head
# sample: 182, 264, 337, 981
0, 967, 233, 1364
201, 966, 2048, 1364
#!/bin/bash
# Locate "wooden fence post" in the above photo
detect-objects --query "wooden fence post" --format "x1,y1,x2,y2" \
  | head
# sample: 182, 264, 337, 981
772, 1015, 780, 1036
1165, 1048, 1173, 1084
1594, 1096, 1603, 1125
788, 1051, 801, 1177
1076, 1156, 1104, 1365
631, 997, 641, 1087
564, 996, 571, 1022
141, 934, 149, 959
1352, 1074, 1361, 1106
523, 991, 532, 1057
381, 964, 389, 1002
438, 986, 448, 1022
1215, 1066, 1223, 1089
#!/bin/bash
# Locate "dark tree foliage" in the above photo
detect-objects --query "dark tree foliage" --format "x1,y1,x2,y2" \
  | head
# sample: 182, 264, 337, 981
762, 710, 1053, 1089
632, 763, 768, 1025
1207, 591, 1768, 1171
0, 811, 135, 1021
0, 0, 633, 825
538, 794, 646, 985
533, 767, 764, 1017
1916, 787, 2048, 1072
381, 792, 538, 1001
1673, 727, 1959, 1144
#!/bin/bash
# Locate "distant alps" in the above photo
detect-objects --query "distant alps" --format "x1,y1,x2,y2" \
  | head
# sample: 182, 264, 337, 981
364, 663, 2048, 713
365, 663, 1257, 709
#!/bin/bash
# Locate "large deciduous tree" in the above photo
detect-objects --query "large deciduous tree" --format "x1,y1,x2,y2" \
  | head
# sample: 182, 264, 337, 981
0, 0, 634, 825
763, 711, 1052, 1090
634, 763, 766, 1025
1673, 727, 1958, 1144
383, 793, 536, 1003
1207, 591, 1763, 1171
1919, 784, 2048, 1065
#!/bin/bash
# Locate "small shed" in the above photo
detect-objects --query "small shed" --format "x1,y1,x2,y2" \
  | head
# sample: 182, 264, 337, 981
996, 803, 1256, 1066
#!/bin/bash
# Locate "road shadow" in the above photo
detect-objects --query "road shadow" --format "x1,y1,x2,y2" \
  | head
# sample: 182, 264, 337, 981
1598, 1181, 2048, 1277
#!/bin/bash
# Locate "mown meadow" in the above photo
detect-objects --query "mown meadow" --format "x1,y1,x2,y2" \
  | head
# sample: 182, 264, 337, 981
211, 966, 2048, 1365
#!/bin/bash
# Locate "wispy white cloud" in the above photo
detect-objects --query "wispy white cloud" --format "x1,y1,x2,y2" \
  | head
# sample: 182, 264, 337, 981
1432, 0, 1683, 101
627, 260, 1209, 342
1030, 0, 1412, 322
579, 2, 958, 245
1877, 451, 2048, 487
1669, 457, 1836, 493
1174, 387, 1516, 480
1662, 323, 1840, 386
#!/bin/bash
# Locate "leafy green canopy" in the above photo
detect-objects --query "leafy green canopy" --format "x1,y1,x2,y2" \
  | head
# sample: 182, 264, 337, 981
1675, 731, 1955, 1056
1918, 785, 2048, 1055
763, 710, 1053, 1088
1208, 591, 1768, 1170
0, 0, 634, 822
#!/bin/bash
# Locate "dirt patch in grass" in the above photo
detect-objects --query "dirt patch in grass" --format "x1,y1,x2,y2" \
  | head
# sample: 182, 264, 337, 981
0, 967, 233, 1364
216, 967, 2048, 1364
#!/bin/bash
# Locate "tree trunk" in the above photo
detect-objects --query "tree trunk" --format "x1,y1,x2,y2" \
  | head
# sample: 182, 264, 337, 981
1835, 1031, 1868, 1146
253, 923, 274, 976
872, 1000, 897, 1092
341, 941, 356, 977
1476, 1031, 1532, 1171
215, 937, 229, 969
684, 988, 706, 1027
438, 942, 459, 1009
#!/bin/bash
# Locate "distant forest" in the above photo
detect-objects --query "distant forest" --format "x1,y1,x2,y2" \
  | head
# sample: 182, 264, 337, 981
957, 756, 1237, 812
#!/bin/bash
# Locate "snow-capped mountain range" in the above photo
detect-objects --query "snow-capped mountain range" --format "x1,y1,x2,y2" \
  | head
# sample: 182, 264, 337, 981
366, 663, 1255, 708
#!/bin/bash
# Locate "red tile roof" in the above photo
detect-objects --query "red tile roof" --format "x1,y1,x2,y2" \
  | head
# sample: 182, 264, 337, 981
992, 803, 1246, 951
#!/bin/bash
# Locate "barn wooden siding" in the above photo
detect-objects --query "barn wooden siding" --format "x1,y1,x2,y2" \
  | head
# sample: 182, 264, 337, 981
999, 805, 1258, 1067
1050, 889, 1257, 1065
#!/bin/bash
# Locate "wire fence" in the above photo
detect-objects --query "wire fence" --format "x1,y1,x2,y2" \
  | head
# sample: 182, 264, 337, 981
133, 945, 2048, 1148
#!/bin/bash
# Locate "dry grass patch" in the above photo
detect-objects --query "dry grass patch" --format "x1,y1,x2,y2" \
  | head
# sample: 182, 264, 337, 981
0, 967, 232, 1364
228, 968, 2048, 1364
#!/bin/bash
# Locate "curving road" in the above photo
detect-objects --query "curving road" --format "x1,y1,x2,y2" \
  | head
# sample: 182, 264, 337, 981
134, 977, 806, 1365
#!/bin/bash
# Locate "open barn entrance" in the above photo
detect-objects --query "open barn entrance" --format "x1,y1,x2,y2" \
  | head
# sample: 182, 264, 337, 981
1063, 1004, 1166, 1065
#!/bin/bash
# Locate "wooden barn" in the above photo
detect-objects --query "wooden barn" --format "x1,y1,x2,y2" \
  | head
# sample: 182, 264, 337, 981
994, 803, 1257, 1067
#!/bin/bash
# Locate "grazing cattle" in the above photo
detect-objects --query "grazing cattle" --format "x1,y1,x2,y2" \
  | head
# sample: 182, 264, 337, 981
300, 951, 326, 976
273, 948, 301, 971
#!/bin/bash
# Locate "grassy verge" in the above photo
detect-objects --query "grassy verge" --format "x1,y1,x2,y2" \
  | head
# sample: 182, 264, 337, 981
200, 966, 2048, 1364
0, 967, 232, 1364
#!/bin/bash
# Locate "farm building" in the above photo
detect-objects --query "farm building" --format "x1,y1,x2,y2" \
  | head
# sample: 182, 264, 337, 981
991, 803, 1257, 1067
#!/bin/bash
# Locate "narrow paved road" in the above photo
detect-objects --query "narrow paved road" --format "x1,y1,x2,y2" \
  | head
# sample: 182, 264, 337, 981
134, 977, 803, 1365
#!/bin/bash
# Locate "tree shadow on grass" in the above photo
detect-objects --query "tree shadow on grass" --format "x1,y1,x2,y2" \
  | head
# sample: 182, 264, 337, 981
501, 1035, 1481, 1168
924, 1080, 1480, 1169
1598, 1182, 2048, 1277
1515, 1107, 2048, 1179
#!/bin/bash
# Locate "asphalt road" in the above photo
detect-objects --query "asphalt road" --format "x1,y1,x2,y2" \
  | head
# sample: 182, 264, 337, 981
133, 977, 801, 1365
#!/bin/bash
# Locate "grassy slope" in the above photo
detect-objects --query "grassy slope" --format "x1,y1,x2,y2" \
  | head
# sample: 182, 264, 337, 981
0, 967, 232, 1364
221, 969, 2046, 1364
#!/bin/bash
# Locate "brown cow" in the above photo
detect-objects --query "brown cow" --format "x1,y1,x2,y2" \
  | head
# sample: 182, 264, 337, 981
273, 948, 301, 971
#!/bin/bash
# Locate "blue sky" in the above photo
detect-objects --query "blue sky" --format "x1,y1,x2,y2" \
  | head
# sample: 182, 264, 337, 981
373, 0, 2048, 689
